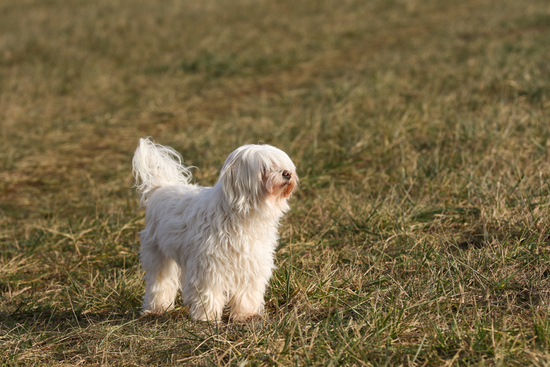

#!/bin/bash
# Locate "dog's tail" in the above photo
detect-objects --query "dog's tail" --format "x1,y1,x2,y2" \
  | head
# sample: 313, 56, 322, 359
132, 137, 193, 205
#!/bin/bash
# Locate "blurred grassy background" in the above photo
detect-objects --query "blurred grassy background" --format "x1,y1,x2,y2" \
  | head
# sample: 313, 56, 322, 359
1, 0, 550, 365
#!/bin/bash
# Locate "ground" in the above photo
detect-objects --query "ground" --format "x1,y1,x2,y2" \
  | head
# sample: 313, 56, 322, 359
1, 0, 550, 365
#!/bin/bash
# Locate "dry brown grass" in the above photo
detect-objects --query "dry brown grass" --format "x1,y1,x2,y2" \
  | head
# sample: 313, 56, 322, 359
1, 0, 550, 365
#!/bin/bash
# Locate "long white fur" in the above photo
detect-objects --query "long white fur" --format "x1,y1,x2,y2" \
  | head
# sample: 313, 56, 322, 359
132, 137, 297, 321
132, 139, 193, 205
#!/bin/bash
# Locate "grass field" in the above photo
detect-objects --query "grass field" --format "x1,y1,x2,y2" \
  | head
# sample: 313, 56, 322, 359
1, 0, 550, 365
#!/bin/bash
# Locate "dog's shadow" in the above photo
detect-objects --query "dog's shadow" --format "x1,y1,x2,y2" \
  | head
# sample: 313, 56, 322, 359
2, 303, 268, 364
1, 306, 139, 330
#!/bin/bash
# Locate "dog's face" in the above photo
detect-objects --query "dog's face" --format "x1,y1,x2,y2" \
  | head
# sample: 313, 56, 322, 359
218, 144, 298, 213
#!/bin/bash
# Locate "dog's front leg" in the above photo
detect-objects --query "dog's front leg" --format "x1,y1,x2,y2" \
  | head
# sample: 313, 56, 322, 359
228, 278, 267, 321
182, 281, 225, 322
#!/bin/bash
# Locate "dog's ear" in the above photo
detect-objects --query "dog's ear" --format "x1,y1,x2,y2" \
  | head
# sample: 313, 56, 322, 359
218, 148, 263, 212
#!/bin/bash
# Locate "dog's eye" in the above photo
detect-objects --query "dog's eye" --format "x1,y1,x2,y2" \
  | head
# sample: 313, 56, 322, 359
282, 170, 291, 180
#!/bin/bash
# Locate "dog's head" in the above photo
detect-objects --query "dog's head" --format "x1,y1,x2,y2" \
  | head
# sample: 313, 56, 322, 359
218, 144, 298, 214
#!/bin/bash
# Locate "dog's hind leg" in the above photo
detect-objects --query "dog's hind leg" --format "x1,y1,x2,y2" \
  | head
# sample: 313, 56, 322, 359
141, 245, 180, 314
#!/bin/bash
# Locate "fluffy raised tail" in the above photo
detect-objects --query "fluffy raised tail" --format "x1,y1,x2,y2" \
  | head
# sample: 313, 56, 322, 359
132, 137, 193, 205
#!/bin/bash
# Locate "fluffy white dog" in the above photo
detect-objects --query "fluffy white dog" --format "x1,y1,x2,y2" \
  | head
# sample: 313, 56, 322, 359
132, 138, 298, 321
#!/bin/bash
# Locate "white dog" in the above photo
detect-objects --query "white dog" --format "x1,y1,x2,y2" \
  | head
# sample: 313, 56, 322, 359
132, 138, 298, 321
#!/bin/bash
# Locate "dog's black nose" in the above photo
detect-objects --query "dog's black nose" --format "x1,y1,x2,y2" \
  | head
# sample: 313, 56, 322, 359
282, 170, 291, 181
